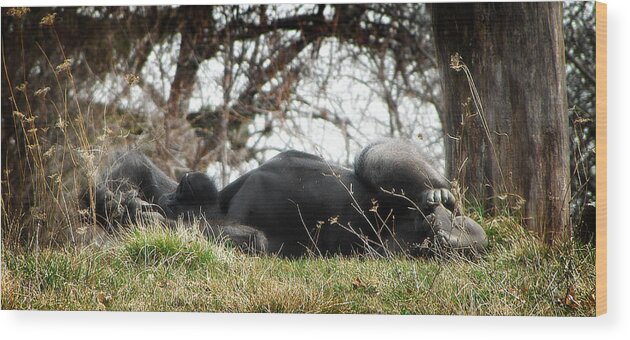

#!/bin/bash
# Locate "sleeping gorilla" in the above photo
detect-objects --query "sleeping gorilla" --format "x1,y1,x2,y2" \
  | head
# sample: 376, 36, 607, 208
84, 150, 268, 252
84, 139, 487, 257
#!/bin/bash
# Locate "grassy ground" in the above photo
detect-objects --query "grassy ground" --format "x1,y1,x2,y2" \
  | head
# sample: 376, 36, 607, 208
1, 215, 596, 316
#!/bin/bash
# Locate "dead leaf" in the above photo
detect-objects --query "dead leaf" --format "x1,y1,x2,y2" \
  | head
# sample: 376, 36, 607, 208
158, 279, 173, 288
351, 277, 365, 290
506, 287, 524, 303
563, 286, 581, 309
96, 291, 112, 309
581, 293, 596, 308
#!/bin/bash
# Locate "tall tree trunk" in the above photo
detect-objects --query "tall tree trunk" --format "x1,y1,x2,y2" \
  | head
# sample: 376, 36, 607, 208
430, 2, 571, 242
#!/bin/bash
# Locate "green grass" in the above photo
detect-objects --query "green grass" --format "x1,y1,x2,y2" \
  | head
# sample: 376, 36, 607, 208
1, 218, 596, 315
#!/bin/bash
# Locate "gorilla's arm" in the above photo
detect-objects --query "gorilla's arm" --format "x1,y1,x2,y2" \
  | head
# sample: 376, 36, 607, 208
81, 150, 177, 229
89, 150, 221, 221
82, 151, 207, 225
105, 150, 178, 205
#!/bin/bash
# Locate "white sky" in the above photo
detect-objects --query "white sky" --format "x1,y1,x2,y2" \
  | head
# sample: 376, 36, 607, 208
88, 25, 444, 187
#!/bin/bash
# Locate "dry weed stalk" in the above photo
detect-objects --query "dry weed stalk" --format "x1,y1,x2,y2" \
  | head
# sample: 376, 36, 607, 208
1, 14, 117, 249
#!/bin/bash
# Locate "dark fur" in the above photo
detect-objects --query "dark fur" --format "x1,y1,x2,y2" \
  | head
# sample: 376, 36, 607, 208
218, 150, 428, 256
84, 139, 487, 257
355, 138, 456, 211
82, 150, 267, 252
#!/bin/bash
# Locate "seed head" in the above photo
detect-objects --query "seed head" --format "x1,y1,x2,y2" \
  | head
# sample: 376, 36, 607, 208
7, 7, 30, 19
35, 87, 51, 98
15, 82, 28, 93
40, 12, 57, 26
55, 59, 72, 73
125, 73, 140, 86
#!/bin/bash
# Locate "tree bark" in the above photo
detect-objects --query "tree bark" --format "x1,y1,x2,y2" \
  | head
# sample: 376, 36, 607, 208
430, 2, 571, 242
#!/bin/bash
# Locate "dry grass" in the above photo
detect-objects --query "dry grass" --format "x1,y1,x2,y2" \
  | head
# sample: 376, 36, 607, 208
1, 217, 596, 315
1, 10, 140, 251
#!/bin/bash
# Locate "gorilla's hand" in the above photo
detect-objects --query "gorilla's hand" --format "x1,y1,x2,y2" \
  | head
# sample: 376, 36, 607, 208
118, 191, 179, 229
420, 188, 456, 211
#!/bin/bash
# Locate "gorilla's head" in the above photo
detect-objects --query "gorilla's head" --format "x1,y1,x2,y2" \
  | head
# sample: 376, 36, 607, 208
159, 171, 219, 220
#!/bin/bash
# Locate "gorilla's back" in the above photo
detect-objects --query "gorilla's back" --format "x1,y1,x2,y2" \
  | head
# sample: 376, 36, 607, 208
219, 150, 384, 256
